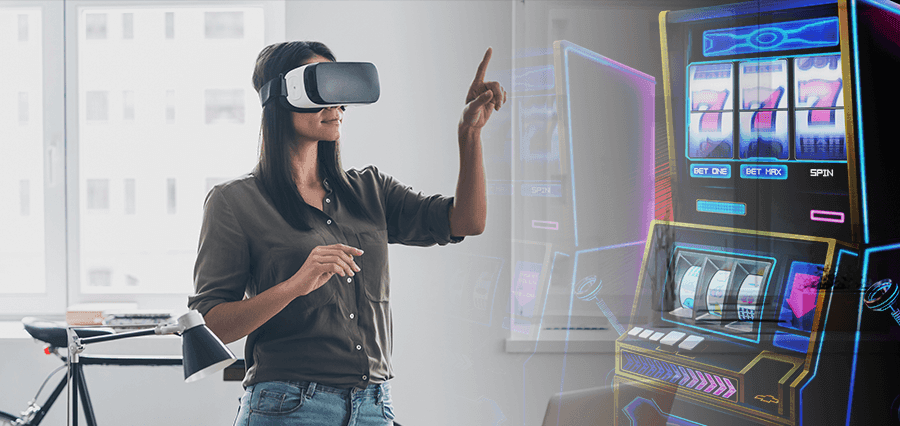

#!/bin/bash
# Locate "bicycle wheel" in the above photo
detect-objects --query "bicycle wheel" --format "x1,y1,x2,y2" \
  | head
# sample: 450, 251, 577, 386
0, 410, 18, 426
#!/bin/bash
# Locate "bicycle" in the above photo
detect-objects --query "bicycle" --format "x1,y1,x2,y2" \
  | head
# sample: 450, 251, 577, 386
2, 318, 399, 426
0, 317, 188, 426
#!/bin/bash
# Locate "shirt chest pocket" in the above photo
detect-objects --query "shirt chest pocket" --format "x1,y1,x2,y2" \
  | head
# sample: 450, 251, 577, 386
354, 229, 390, 302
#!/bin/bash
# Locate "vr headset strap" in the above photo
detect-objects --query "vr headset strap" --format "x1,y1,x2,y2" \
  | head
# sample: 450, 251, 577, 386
258, 73, 285, 108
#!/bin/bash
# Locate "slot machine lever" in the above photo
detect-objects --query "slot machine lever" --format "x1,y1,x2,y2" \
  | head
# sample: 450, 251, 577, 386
864, 279, 900, 326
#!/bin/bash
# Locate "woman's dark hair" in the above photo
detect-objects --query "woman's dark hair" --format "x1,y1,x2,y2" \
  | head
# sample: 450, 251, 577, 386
252, 41, 370, 231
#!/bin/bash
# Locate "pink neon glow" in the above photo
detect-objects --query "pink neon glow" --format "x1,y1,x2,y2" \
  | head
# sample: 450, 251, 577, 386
695, 371, 708, 391
798, 79, 843, 124
704, 373, 719, 393
810, 210, 845, 223
742, 86, 785, 131
531, 220, 559, 230
712, 375, 727, 396
723, 378, 737, 399
692, 89, 730, 131
788, 273, 820, 318
687, 369, 699, 388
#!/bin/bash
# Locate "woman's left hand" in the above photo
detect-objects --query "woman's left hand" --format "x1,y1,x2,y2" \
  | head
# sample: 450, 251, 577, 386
460, 47, 507, 132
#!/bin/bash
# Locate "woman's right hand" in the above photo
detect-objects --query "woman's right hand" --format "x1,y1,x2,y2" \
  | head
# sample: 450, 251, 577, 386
289, 244, 363, 296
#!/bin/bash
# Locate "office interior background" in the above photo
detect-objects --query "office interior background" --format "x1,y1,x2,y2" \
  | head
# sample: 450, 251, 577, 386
0, 0, 746, 425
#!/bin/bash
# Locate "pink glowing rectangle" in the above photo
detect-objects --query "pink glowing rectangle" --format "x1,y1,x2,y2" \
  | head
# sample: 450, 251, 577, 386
810, 210, 845, 223
788, 273, 820, 318
531, 220, 559, 230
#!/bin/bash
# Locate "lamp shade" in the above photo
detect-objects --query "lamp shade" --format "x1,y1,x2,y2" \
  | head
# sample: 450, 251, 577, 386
178, 311, 237, 383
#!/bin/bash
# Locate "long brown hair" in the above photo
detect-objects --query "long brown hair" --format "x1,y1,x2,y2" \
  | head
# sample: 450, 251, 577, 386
252, 41, 370, 230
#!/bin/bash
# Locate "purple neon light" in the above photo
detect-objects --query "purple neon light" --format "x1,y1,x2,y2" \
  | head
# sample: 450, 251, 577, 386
678, 366, 691, 386
687, 369, 699, 388
695, 371, 708, 390
531, 220, 559, 230
621, 352, 738, 400
704, 373, 719, 393
712, 375, 727, 396
810, 209, 845, 223
723, 377, 737, 399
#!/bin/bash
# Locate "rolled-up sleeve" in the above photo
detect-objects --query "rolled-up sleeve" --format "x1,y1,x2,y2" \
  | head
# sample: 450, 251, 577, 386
375, 167, 464, 247
188, 186, 250, 316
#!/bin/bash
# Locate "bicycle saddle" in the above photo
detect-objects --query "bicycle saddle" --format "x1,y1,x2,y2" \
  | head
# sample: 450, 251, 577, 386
21, 317, 114, 348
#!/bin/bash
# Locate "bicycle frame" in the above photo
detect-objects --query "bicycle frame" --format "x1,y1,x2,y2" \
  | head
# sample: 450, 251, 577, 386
15, 354, 182, 426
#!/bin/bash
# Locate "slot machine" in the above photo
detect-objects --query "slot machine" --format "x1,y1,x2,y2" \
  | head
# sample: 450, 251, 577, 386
613, 1, 900, 425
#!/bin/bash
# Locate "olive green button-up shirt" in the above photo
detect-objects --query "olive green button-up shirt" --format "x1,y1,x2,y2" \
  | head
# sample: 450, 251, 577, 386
188, 165, 461, 389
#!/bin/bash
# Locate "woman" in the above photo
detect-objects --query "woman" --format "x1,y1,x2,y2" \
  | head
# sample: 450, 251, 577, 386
188, 41, 505, 425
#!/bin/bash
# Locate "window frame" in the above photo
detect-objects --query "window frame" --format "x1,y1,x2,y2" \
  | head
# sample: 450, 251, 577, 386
0, 0, 284, 319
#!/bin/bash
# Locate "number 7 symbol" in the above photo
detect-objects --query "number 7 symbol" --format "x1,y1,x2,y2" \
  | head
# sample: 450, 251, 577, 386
692, 89, 730, 132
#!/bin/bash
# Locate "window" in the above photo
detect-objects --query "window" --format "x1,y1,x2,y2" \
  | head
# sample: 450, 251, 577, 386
85, 13, 106, 39
85, 90, 109, 121
18, 13, 28, 41
86, 179, 110, 210
166, 89, 176, 123
0, 6, 60, 310
72, 4, 269, 301
205, 89, 244, 124
124, 178, 136, 214
122, 12, 133, 39
123, 90, 134, 120
205, 11, 243, 38
0, 1, 281, 316
166, 178, 177, 214
165, 11, 174, 39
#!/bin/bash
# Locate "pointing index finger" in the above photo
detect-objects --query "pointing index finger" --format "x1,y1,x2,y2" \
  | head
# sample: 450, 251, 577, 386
473, 47, 492, 84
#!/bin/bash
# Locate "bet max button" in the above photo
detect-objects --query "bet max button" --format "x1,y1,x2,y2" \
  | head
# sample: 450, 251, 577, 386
740, 164, 787, 180
690, 164, 731, 178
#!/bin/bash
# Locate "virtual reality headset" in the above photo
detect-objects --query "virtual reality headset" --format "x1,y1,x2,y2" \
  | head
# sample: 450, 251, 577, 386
259, 62, 380, 112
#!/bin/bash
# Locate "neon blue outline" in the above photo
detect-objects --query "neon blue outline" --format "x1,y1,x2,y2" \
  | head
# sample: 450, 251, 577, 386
689, 163, 731, 178
855, 243, 900, 424
621, 396, 708, 425
850, 0, 871, 243
772, 331, 810, 353
559, 40, 655, 247
685, 53, 848, 164
798, 249, 856, 426
696, 200, 747, 215
703, 17, 840, 57
569, 240, 646, 337
739, 164, 789, 180
660, 246, 776, 344
562, 49, 579, 247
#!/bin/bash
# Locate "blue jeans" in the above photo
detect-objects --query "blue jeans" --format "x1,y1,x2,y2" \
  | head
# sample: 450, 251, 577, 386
233, 380, 395, 426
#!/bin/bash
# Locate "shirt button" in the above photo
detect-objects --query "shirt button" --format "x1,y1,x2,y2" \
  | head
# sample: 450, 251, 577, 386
349, 313, 355, 319
356, 345, 362, 351
347, 277, 352, 283
362, 375, 367, 380
325, 198, 331, 203
326, 219, 332, 225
